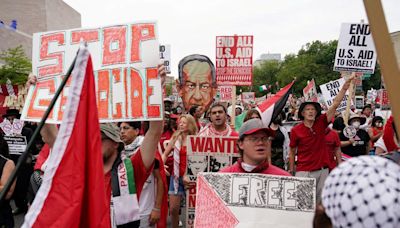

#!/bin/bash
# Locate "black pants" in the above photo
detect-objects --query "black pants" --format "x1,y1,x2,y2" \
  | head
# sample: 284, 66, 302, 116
10, 154, 33, 212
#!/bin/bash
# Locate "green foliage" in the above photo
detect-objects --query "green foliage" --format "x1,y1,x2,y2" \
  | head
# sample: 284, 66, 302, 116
238, 40, 381, 97
0, 45, 31, 85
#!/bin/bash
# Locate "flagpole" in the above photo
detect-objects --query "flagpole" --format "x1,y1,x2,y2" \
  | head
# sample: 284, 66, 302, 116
0, 51, 79, 203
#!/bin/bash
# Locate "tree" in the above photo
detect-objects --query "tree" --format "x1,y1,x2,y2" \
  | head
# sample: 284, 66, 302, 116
0, 45, 31, 84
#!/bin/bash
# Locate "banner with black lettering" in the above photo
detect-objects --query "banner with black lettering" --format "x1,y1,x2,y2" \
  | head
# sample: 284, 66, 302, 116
320, 78, 351, 112
185, 136, 240, 228
334, 23, 377, 73
4, 135, 27, 155
194, 173, 316, 228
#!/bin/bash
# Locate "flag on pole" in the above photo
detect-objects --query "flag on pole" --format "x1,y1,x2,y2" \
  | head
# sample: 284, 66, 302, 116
257, 81, 295, 126
259, 84, 268, 92
23, 47, 109, 227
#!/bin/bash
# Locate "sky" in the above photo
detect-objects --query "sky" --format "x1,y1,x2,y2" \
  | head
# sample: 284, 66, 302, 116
63, 0, 400, 77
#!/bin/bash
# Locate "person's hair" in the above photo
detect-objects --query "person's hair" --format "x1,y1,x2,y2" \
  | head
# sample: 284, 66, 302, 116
244, 109, 261, 122
371, 116, 384, 127
172, 114, 198, 139
209, 102, 227, 115
178, 54, 216, 87
362, 104, 372, 113
0, 133, 10, 158
189, 105, 200, 117
332, 117, 345, 131
117, 121, 141, 130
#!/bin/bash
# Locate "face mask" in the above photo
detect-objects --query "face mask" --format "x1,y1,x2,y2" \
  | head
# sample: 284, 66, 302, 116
351, 121, 361, 129
376, 122, 383, 128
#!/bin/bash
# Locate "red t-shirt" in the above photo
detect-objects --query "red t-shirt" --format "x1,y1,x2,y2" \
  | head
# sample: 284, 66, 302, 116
104, 149, 153, 212
289, 114, 330, 171
160, 130, 173, 152
324, 129, 341, 171
220, 159, 291, 176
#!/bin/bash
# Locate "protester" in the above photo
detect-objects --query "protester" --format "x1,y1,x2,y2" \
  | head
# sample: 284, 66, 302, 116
382, 116, 400, 153
189, 104, 203, 130
0, 132, 16, 228
162, 114, 198, 228
269, 111, 290, 169
197, 103, 238, 137
317, 156, 400, 228
243, 109, 261, 122
118, 121, 166, 227
2, 109, 33, 215
177, 54, 217, 114
340, 114, 371, 157
368, 116, 384, 154
324, 127, 342, 171
119, 121, 144, 157
289, 76, 354, 203
220, 118, 290, 175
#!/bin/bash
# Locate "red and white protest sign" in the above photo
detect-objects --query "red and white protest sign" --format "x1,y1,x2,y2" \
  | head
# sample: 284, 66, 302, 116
241, 92, 255, 104
380, 89, 390, 107
186, 136, 239, 228
215, 35, 253, 86
303, 79, 318, 102
21, 22, 162, 123
218, 86, 233, 102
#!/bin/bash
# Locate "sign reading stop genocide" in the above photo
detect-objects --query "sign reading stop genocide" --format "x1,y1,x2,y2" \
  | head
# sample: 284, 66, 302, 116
215, 35, 253, 86
21, 22, 162, 123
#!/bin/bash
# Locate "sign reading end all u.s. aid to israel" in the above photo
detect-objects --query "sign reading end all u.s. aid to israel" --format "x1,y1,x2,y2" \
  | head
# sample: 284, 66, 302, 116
21, 22, 163, 123
334, 23, 377, 74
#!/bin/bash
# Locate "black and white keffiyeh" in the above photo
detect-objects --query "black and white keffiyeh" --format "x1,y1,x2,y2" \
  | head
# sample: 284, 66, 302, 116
322, 156, 400, 228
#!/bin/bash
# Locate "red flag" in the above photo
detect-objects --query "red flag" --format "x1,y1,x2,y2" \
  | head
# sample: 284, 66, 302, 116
257, 81, 294, 126
23, 48, 109, 227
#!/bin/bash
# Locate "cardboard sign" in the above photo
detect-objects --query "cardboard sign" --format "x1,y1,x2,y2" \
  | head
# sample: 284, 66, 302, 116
241, 92, 255, 104
195, 173, 316, 228
21, 22, 162, 123
303, 79, 318, 102
218, 86, 233, 102
334, 23, 377, 73
320, 78, 350, 112
4, 135, 27, 155
159, 44, 171, 74
355, 95, 365, 109
186, 136, 240, 228
216, 35, 253, 86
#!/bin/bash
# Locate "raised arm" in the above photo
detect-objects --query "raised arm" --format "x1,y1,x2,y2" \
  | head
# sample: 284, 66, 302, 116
140, 64, 166, 169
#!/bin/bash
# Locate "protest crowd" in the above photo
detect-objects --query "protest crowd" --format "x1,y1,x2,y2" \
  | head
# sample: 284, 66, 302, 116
0, 18, 400, 228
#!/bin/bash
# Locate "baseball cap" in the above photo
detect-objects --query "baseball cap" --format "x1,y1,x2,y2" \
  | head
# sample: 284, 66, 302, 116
239, 118, 274, 139
100, 123, 122, 143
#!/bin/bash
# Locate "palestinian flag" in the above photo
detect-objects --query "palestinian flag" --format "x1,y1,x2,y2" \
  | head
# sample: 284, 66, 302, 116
257, 81, 294, 127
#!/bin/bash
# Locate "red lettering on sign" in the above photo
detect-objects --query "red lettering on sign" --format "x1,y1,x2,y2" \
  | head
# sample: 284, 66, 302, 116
57, 75, 73, 120
190, 137, 206, 152
112, 68, 123, 119
27, 79, 56, 119
97, 70, 110, 119
129, 68, 143, 118
189, 194, 196, 208
102, 26, 127, 66
130, 24, 156, 62
71, 30, 99, 44
38, 33, 65, 78
146, 68, 160, 117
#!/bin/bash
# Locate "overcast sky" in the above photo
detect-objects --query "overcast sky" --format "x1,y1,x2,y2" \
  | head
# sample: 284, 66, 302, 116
63, 0, 400, 76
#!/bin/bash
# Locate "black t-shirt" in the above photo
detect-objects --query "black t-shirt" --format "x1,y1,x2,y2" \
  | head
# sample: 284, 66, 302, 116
340, 129, 370, 157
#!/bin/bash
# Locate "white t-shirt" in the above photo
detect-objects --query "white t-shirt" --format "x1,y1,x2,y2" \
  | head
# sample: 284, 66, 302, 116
139, 173, 156, 217
375, 136, 387, 152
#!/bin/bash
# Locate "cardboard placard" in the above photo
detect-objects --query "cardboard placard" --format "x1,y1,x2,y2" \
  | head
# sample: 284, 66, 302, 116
217, 86, 233, 102
216, 35, 253, 86
186, 136, 240, 228
195, 173, 316, 228
241, 92, 255, 105
334, 23, 377, 73
4, 135, 27, 155
22, 22, 162, 123
319, 78, 350, 112
303, 79, 318, 102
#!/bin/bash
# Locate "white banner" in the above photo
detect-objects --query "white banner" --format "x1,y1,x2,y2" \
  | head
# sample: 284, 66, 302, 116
320, 78, 350, 112
4, 135, 27, 155
159, 44, 171, 74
